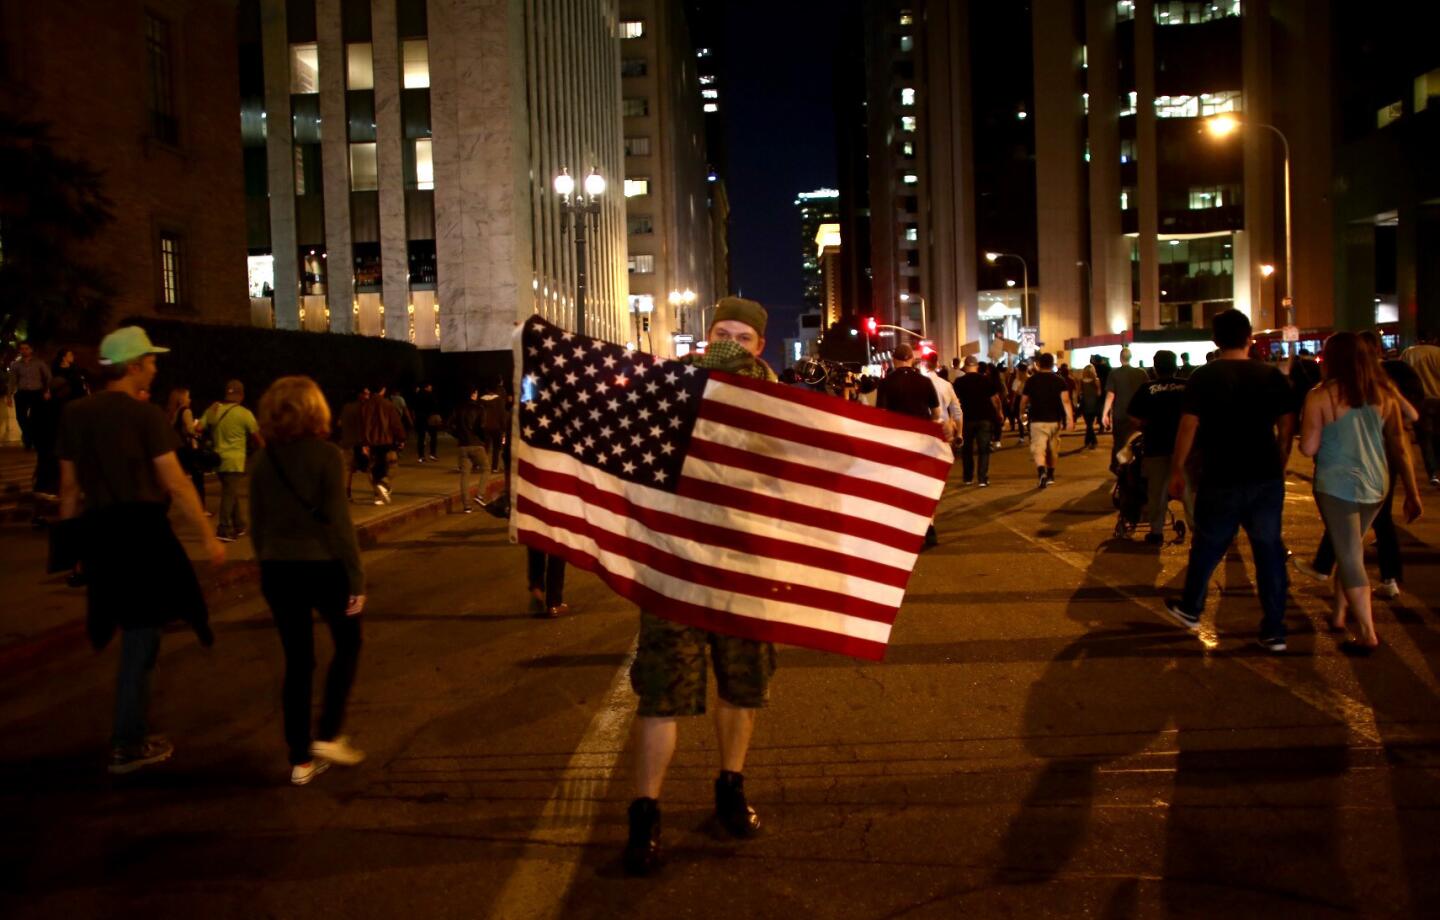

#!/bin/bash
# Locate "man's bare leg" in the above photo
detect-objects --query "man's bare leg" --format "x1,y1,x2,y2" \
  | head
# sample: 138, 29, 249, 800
714, 699, 756, 773
635, 716, 678, 799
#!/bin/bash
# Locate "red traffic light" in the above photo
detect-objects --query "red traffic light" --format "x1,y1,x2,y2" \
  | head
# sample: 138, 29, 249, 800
865, 316, 878, 335
919, 339, 936, 357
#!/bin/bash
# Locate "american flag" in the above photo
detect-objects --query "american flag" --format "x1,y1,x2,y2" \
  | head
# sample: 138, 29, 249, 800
511, 316, 952, 660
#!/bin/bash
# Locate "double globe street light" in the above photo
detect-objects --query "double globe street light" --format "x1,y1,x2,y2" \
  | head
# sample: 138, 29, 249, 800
553, 167, 607, 335
1206, 114, 1294, 328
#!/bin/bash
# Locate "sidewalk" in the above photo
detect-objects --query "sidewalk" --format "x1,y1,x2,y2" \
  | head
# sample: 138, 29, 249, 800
0, 435, 507, 665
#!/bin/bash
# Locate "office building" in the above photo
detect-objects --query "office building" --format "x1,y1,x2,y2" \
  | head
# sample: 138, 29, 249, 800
239, 0, 628, 353
620, 0, 716, 354
0, 0, 250, 331
796, 189, 840, 315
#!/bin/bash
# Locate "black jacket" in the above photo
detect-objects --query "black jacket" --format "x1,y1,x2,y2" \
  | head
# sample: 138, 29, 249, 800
451, 400, 486, 446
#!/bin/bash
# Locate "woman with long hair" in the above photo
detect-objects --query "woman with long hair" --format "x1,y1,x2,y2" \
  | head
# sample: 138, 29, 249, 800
251, 376, 367, 784
165, 387, 207, 509
1079, 364, 1102, 449
1298, 332, 1423, 653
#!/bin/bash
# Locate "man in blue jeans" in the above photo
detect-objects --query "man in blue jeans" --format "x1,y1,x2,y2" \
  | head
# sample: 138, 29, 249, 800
1161, 309, 1298, 652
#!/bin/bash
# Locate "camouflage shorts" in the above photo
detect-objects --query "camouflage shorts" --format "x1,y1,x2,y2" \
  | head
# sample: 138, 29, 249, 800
630, 612, 777, 717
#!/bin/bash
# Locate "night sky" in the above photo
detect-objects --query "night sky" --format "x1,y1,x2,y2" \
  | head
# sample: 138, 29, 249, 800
719, 0, 854, 367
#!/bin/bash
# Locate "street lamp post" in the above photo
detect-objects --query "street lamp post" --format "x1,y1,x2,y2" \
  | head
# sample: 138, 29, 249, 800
898, 292, 928, 340
1259, 262, 1275, 327
986, 251, 1030, 328
1206, 115, 1293, 327
553, 167, 606, 336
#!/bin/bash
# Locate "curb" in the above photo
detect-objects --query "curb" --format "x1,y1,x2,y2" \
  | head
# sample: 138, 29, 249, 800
0, 488, 476, 673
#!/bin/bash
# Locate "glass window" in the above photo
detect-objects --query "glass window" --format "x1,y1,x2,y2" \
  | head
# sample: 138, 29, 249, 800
414, 138, 433, 189
160, 233, 182, 304
901, 115, 917, 132
625, 178, 650, 197
902, 141, 914, 157
1416, 68, 1440, 113
620, 19, 644, 39
350, 142, 378, 191
1082, 92, 1089, 114
1121, 187, 1134, 210
290, 43, 319, 94
624, 136, 651, 156
1378, 101, 1403, 128
905, 226, 918, 242
628, 216, 654, 235
902, 173, 918, 185
703, 103, 718, 113
899, 10, 914, 25
624, 97, 649, 117
899, 35, 914, 53
1154, 1, 1242, 25
629, 254, 655, 273
699, 74, 715, 85
702, 88, 718, 99
146, 13, 178, 144
629, 294, 655, 313
347, 43, 374, 89
1120, 138, 1136, 163
622, 57, 647, 77
901, 87, 915, 106
1116, 1, 1135, 22
1119, 91, 1137, 117
403, 40, 429, 88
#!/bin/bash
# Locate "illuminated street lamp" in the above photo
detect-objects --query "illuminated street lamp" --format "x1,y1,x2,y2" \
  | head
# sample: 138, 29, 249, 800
898, 291, 928, 339
553, 167, 606, 335
1207, 115, 1293, 327
986, 251, 1030, 327
669, 288, 698, 333
1258, 262, 1276, 326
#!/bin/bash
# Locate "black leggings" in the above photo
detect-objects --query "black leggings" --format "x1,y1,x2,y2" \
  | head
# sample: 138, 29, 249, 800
527, 548, 566, 608
261, 561, 362, 765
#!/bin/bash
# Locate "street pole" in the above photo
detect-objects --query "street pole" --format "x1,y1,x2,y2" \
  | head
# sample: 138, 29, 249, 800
553, 168, 606, 339
573, 211, 588, 336
1281, 143, 1293, 328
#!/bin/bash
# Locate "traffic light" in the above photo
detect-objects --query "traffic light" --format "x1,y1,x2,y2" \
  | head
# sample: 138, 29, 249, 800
865, 316, 878, 336
919, 339, 936, 358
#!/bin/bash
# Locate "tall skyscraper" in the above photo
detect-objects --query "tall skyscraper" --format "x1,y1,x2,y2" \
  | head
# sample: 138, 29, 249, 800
238, 0, 628, 352
796, 189, 840, 314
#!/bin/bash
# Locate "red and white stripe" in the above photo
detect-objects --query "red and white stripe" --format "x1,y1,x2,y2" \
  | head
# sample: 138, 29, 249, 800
514, 370, 952, 660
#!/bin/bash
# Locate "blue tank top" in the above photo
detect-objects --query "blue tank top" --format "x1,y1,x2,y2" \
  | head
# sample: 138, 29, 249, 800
1314, 401, 1388, 504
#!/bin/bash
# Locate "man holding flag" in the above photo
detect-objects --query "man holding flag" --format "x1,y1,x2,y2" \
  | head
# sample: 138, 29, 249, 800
510, 296, 951, 877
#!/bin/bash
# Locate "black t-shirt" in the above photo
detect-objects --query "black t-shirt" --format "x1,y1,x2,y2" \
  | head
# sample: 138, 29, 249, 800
877, 366, 939, 420
1023, 372, 1069, 423
1127, 378, 1187, 457
1181, 359, 1295, 485
58, 390, 179, 509
1383, 358, 1426, 410
953, 373, 1000, 426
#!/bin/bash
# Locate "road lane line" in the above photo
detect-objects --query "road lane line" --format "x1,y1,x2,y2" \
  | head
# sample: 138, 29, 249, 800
487, 640, 637, 920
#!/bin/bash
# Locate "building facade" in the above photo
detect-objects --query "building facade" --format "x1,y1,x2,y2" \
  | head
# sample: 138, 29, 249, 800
796, 188, 840, 315
0, 0, 250, 333
619, 0, 716, 354
240, 0, 628, 353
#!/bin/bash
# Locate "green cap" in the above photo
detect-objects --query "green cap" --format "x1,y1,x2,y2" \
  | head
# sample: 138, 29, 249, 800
98, 326, 170, 366
710, 296, 768, 337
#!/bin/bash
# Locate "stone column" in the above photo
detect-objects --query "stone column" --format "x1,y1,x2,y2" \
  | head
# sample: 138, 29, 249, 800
317, 0, 354, 334
261, 0, 300, 329
1241, 0, 1275, 327
1031, 0, 1085, 349
1085, 0, 1129, 336
1135, 0, 1159, 331
373, 0, 409, 340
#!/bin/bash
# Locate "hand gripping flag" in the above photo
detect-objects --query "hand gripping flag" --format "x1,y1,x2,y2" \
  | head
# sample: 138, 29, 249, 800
511, 316, 952, 660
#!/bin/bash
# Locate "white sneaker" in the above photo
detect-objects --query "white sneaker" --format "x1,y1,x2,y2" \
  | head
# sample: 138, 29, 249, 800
312, 737, 366, 766
1290, 556, 1326, 584
291, 759, 330, 785
376, 484, 392, 504
1375, 579, 1400, 599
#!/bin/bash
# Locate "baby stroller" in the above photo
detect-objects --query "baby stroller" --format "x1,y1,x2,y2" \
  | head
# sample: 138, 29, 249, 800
1111, 431, 1187, 541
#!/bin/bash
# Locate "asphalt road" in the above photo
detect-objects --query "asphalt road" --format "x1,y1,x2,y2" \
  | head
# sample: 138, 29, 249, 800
3, 435, 1439, 919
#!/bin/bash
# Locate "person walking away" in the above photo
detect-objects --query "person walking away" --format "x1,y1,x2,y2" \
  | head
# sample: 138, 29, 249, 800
954, 357, 1004, 487
388, 384, 413, 456
921, 353, 963, 446
202, 380, 263, 542
165, 387, 207, 510
1160, 309, 1298, 652
1019, 353, 1073, 489
1125, 350, 1190, 545
480, 383, 509, 473
1079, 365, 1103, 449
412, 382, 439, 462
7, 342, 52, 450
1178, 353, 1194, 379
57, 327, 225, 774
250, 376, 368, 785
1298, 333, 1423, 654
361, 384, 405, 504
1009, 363, 1030, 442
1401, 331, 1440, 486
337, 387, 370, 500
1102, 347, 1149, 472
878, 343, 947, 545
624, 297, 782, 877
31, 367, 79, 502
450, 386, 491, 513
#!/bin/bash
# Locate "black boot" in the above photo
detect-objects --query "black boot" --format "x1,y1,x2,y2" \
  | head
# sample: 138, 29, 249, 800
714, 770, 761, 839
623, 797, 663, 876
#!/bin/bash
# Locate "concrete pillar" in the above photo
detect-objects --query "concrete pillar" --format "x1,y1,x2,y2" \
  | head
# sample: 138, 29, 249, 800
372, 0, 408, 340
1397, 205, 1419, 343
1085, 0, 1129, 336
1031, 0, 1085, 349
1135, 0, 1159, 330
1338, 222, 1377, 334
1276, 0, 1334, 329
317, 0, 354, 334
260, 0, 300, 329
1241, 0, 1276, 328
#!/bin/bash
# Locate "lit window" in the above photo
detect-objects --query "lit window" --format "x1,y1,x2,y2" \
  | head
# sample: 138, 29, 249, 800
1120, 188, 1133, 210
696, 47, 711, 57
699, 74, 715, 85
901, 115, 917, 132
902, 141, 914, 157
703, 103, 718, 113
1378, 101, 1403, 128
905, 226, 918, 242
899, 10, 914, 25
1416, 68, 1440, 112
1081, 45, 1088, 69
414, 138, 433, 189
629, 294, 655, 313
1017, 109, 1028, 120
1116, 1, 1135, 22
624, 136, 651, 156
902, 174, 918, 185
620, 20, 644, 39
1082, 92, 1089, 114
624, 97, 649, 117
290, 43, 319, 94
145, 13, 178, 144
1119, 91, 1137, 117
629, 254, 655, 273
403, 40, 429, 88
625, 178, 650, 197
899, 35, 914, 53
1154, 91, 1241, 118
347, 43, 374, 90
160, 233, 182, 305
702, 88, 718, 99
350, 142, 378, 191
1120, 138, 1136, 163
901, 87, 915, 106
622, 58, 647, 78
628, 216, 654, 235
